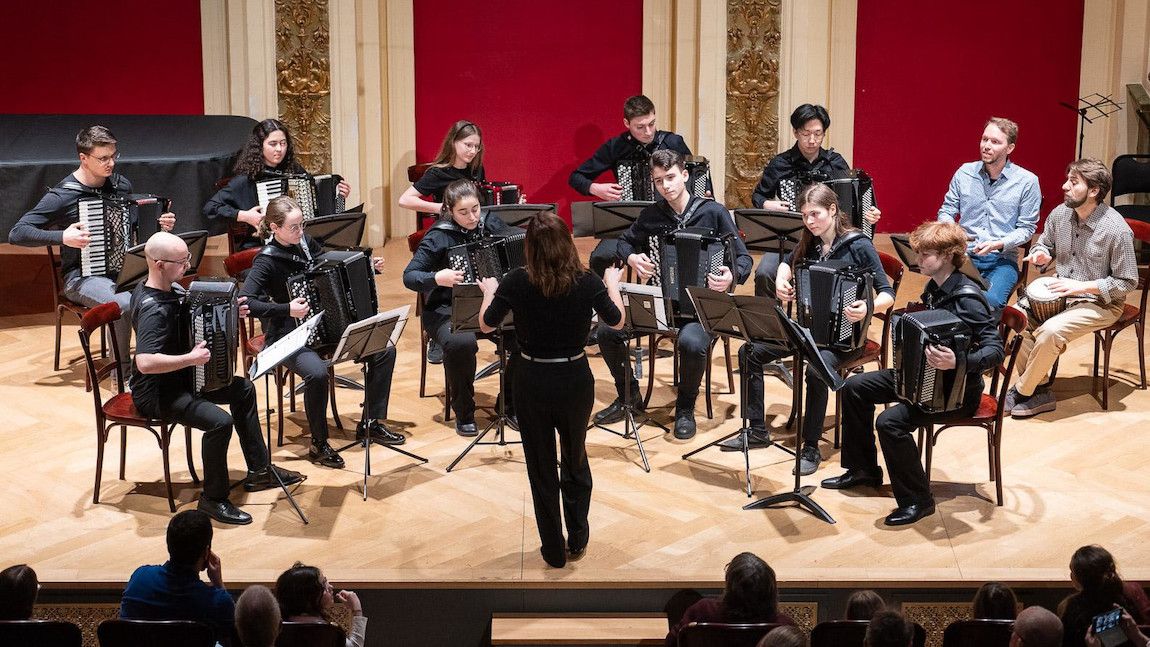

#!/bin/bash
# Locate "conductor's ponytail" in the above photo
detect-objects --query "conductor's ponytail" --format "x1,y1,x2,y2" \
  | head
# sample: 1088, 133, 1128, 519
259, 195, 300, 239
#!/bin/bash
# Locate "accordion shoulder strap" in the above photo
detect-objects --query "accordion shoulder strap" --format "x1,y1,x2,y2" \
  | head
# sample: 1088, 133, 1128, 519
664, 196, 710, 228
258, 244, 310, 267
827, 230, 867, 256
931, 282, 986, 309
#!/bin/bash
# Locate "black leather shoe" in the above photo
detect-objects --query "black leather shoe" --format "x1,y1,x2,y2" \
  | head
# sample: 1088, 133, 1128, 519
673, 409, 696, 440
586, 327, 599, 347
820, 468, 883, 490
568, 544, 587, 560
540, 547, 567, 568
244, 465, 306, 492
594, 399, 626, 425
719, 428, 771, 452
197, 497, 252, 525
883, 501, 936, 526
505, 414, 519, 431
456, 420, 478, 437
309, 441, 345, 469
356, 420, 406, 445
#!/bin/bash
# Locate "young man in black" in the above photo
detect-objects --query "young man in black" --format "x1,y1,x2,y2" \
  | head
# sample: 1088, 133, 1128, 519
131, 232, 302, 525
594, 150, 752, 440
821, 221, 1003, 526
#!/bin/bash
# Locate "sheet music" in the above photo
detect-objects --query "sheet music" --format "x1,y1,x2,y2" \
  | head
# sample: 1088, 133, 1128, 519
619, 281, 670, 331
330, 304, 411, 364
249, 311, 325, 380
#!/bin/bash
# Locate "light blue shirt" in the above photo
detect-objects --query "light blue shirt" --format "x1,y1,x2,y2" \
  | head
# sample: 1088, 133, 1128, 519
937, 159, 1040, 262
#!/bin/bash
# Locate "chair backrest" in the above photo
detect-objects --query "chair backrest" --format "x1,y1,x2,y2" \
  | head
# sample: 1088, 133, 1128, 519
408, 162, 432, 184
0, 619, 82, 647
989, 305, 1028, 410
79, 301, 125, 399
941, 619, 1014, 647
878, 250, 906, 298
97, 618, 216, 647
811, 619, 868, 647
1111, 154, 1150, 201
407, 227, 430, 254
276, 620, 346, 647
1013, 237, 1035, 301
224, 247, 261, 278
677, 621, 780, 647
46, 246, 68, 303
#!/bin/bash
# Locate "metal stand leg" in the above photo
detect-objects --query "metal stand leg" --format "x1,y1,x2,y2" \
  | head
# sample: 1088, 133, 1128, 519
446, 329, 521, 473
260, 373, 308, 524
593, 334, 665, 472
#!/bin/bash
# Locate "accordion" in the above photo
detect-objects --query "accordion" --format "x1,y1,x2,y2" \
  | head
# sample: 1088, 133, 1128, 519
78, 196, 132, 277
477, 180, 521, 206
794, 259, 874, 352
893, 309, 972, 413
684, 156, 713, 198
287, 250, 379, 347
616, 159, 656, 202
648, 227, 736, 318
778, 169, 877, 239
447, 232, 526, 283
183, 280, 239, 395
256, 173, 346, 219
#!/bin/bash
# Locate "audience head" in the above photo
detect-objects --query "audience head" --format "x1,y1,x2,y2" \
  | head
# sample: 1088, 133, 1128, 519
440, 179, 482, 230
525, 210, 583, 298
235, 118, 298, 177
721, 552, 779, 622
845, 590, 886, 621
790, 104, 830, 159
623, 95, 658, 144
0, 564, 38, 620
235, 584, 281, 647
260, 195, 305, 242
166, 510, 214, 568
1069, 545, 1124, 602
1064, 158, 1111, 207
275, 562, 333, 622
909, 220, 969, 271
433, 120, 484, 172
757, 625, 808, 647
865, 610, 913, 647
972, 582, 1018, 620
1009, 606, 1063, 647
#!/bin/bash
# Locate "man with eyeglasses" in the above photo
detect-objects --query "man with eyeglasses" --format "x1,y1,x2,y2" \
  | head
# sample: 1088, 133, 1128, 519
10, 125, 176, 378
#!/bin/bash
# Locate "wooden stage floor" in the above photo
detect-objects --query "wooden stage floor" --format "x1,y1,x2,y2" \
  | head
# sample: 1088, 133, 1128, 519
1, 236, 1147, 590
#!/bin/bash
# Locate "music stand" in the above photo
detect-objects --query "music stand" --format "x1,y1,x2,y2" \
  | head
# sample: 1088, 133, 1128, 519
742, 305, 844, 524
248, 313, 328, 524
305, 212, 366, 251
1060, 93, 1123, 159
680, 288, 792, 496
445, 284, 521, 472
591, 201, 653, 240
485, 203, 558, 229
890, 234, 988, 289
331, 305, 427, 499
115, 229, 209, 292
732, 209, 804, 255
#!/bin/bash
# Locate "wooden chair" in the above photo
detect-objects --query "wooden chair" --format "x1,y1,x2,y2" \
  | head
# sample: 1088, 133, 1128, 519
47, 246, 104, 373
676, 621, 781, 647
811, 619, 868, 647
921, 304, 1028, 506
407, 228, 454, 421
97, 619, 216, 647
407, 162, 435, 230
276, 620, 347, 647
641, 331, 735, 420
941, 619, 1014, 647
1090, 218, 1150, 409
0, 619, 82, 647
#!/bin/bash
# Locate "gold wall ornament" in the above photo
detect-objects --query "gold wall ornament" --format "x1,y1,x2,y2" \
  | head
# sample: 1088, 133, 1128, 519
274, 0, 333, 174
725, 0, 783, 209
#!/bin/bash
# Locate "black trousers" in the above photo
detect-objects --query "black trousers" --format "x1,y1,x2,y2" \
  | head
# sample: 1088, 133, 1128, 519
839, 368, 982, 508
279, 346, 396, 444
514, 356, 595, 562
136, 377, 268, 501
597, 319, 710, 411
588, 239, 620, 278
740, 342, 861, 447
754, 251, 783, 297
424, 312, 517, 423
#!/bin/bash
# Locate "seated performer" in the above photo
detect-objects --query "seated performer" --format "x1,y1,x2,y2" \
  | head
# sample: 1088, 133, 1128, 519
203, 118, 351, 251
719, 183, 895, 477
937, 117, 1040, 310
1006, 159, 1137, 417
240, 196, 399, 469
403, 180, 520, 437
821, 221, 1003, 526
10, 125, 176, 377
131, 232, 303, 525
478, 211, 625, 567
594, 149, 752, 440
568, 95, 694, 278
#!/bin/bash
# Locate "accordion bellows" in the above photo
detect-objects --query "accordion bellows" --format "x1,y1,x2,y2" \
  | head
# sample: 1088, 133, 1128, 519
183, 280, 239, 395
287, 250, 379, 347
893, 309, 972, 413
794, 259, 873, 352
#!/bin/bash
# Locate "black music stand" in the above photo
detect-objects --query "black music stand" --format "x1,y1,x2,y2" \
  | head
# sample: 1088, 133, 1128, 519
1061, 93, 1123, 159
331, 306, 427, 499
485, 203, 558, 229
731, 209, 804, 255
592, 282, 672, 472
446, 284, 521, 472
890, 234, 988, 289
305, 212, 367, 251
115, 229, 209, 292
591, 201, 653, 240
742, 305, 844, 524
680, 288, 792, 496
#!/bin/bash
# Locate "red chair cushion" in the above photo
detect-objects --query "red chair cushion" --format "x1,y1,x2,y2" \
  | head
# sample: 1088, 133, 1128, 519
103, 392, 151, 423
246, 334, 266, 356
971, 393, 998, 420
407, 228, 429, 254
1116, 303, 1140, 326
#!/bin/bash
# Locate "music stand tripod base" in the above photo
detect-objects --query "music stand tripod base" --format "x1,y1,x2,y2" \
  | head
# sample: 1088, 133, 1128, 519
445, 326, 521, 473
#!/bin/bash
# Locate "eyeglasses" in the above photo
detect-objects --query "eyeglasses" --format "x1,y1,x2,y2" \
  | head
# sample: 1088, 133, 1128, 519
459, 142, 482, 152
796, 129, 825, 141
278, 223, 304, 233
87, 151, 121, 164
153, 254, 191, 266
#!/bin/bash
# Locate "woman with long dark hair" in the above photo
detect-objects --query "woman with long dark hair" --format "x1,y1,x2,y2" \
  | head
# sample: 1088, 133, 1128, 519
275, 562, 367, 647
398, 120, 485, 215
0, 564, 38, 620
1060, 545, 1150, 647
972, 581, 1018, 620
477, 210, 624, 568
666, 553, 794, 645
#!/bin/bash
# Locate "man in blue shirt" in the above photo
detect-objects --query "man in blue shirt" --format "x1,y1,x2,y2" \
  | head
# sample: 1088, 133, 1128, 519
937, 117, 1040, 310
120, 510, 235, 643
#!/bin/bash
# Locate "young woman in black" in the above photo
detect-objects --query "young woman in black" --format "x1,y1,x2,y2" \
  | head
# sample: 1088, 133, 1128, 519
402, 180, 519, 437
240, 196, 397, 469
397, 120, 485, 215
203, 118, 351, 250
477, 210, 625, 568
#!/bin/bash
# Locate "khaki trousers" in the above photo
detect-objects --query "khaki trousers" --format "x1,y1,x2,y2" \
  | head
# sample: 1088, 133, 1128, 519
1016, 299, 1124, 395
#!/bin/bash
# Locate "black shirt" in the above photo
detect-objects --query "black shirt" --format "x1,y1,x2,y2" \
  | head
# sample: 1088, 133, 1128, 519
412, 165, 486, 201
130, 283, 191, 413
783, 232, 896, 299
239, 235, 322, 345
568, 130, 692, 195
483, 268, 622, 358
920, 272, 1003, 374
750, 144, 850, 208
202, 166, 305, 249
402, 212, 516, 317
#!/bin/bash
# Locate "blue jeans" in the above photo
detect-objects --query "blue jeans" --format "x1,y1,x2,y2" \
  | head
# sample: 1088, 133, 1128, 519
970, 253, 1018, 310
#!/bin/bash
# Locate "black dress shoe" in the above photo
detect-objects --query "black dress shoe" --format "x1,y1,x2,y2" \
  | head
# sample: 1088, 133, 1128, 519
504, 414, 519, 431
456, 420, 478, 437
356, 420, 406, 445
593, 399, 627, 425
540, 547, 567, 568
673, 409, 696, 440
244, 465, 306, 492
567, 545, 587, 560
883, 501, 936, 526
309, 441, 346, 469
820, 468, 883, 490
197, 497, 252, 525
719, 428, 771, 452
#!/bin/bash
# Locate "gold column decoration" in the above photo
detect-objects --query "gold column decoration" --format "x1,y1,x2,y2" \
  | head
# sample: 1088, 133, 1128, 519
725, 0, 783, 209
275, 0, 333, 174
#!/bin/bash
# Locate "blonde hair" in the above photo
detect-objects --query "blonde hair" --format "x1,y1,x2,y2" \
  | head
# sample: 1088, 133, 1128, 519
258, 195, 302, 239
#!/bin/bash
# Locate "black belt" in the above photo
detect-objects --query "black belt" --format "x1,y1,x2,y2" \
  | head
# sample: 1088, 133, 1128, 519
519, 351, 585, 363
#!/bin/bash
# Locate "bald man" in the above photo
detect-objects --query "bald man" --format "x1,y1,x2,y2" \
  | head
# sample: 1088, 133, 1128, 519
130, 232, 302, 525
1010, 606, 1063, 647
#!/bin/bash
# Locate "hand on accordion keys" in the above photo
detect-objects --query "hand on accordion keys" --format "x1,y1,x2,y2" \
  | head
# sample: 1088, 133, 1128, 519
187, 341, 212, 367
924, 343, 957, 371
372, 256, 385, 274
336, 179, 351, 198
237, 296, 251, 319
158, 211, 177, 232
775, 277, 795, 302
863, 206, 882, 226
706, 266, 733, 292
628, 253, 656, 282
289, 296, 310, 318
844, 299, 870, 323
435, 268, 466, 287
62, 221, 92, 249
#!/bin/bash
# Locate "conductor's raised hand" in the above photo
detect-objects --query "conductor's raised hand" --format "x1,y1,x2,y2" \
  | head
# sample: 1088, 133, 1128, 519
435, 267, 465, 288
628, 253, 656, 282
845, 299, 869, 322
775, 277, 795, 302
1024, 248, 1052, 266
63, 221, 91, 248
336, 179, 351, 198
158, 211, 176, 232
925, 343, 956, 370
288, 296, 310, 318
602, 265, 624, 288
590, 182, 623, 202
187, 341, 211, 367
707, 266, 733, 292
478, 276, 499, 295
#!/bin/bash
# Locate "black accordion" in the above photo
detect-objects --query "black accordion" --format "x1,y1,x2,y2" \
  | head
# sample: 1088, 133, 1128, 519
477, 180, 521, 206
794, 259, 874, 352
778, 169, 877, 239
286, 250, 379, 347
182, 280, 239, 395
684, 156, 713, 198
648, 227, 736, 318
78, 195, 132, 277
616, 159, 656, 202
893, 309, 972, 413
447, 232, 526, 283
256, 173, 346, 219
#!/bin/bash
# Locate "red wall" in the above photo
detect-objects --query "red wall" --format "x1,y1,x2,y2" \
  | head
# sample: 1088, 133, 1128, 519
0, 0, 204, 114
413, 0, 644, 220
853, 0, 1085, 234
